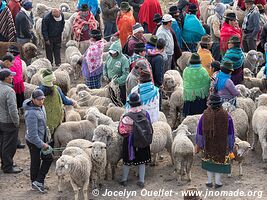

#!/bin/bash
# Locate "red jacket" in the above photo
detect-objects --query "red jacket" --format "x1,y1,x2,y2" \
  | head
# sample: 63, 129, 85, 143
186, 0, 200, 19
238, 0, 266, 11
8, 0, 21, 23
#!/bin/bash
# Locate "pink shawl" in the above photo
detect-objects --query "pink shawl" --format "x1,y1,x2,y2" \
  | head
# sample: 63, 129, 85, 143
10, 55, 24, 94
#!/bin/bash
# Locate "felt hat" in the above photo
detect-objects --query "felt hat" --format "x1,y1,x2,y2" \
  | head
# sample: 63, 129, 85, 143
41, 69, 56, 87
90, 29, 102, 39
32, 89, 45, 100
200, 35, 212, 45
134, 42, 146, 51
153, 13, 162, 23
177, 0, 190, 11
244, 0, 254, 3
208, 93, 223, 108
162, 14, 175, 22
7, 45, 20, 54
0, 68, 16, 81
189, 53, 201, 64
132, 23, 144, 35
225, 12, 238, 20
147, 35, 158, 46
140, 68, 152, 83
257, 4, 264, 11
211, 61, 221, 71
214, 3, 226, 17
221, 60, 234, 71
228, 36, 240, 44
120, 1, 130, 11
128, 92, 141, 107
169, 5, 179, 15
22, 0, 33, 10
188, 3, 198, 12
80, 4, 89, 11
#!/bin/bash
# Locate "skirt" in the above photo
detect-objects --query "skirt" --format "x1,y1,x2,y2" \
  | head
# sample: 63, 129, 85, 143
202, 159, 231, 174
16, 93, 25, 109
85, 73, 102, 89
122, 137, 151, 166
183, 97, 207, 117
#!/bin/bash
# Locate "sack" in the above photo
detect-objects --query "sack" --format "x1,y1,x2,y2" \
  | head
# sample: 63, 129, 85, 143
125, 111, 153, 148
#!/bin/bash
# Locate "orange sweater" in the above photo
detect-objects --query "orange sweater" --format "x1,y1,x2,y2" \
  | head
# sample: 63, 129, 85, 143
197, 47, 214, 77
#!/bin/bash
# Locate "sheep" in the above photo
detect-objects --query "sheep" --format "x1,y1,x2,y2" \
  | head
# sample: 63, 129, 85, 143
53, 65, 72, 95
249, 87, 262, 101
106, 106, 125, 122
252, 94, 267, 162
163, 70, 183, 97
66, 139, 92, 157
159, 111, 167, 122
59, 3, 71, 12
77, 90, 113, 107
62, 19, 73, 44
235, 84, 251, 98
75, 107, 90, 119
22, 42, 38, 63
172, 124, 194, 185
56, 154, 91, 200
177, 51, 192, 72
236, 97, 256, 126
27, 58, 52, 81
92, 125, 123, 180
34, 18, 44, 49
85, 106, 115, 126
243, 68, 254, 78
256, 66, 265, 79
35, 3, 51, 18
169, 86, 183, 129
64, 105, 81, 121
53, 118, 98, 149
24, 82, 38, 99
243, 77, 267, 92
243, 50, 263, 73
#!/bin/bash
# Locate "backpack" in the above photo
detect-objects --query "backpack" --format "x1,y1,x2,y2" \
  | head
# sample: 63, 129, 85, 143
124, 110, 153, 148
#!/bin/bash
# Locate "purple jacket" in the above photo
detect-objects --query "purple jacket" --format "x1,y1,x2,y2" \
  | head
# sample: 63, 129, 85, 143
217, 79, 240, 100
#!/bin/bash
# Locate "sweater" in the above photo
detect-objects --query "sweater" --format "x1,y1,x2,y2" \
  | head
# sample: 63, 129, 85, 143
216, 79, 240, 99
100, 0, 119, 22
15, 8, 33, 39
156, 25, 174, 55
242, 5, 260, 39
146, 51, 164, 87
197, 47, 214, 77
0, 81, 19, 125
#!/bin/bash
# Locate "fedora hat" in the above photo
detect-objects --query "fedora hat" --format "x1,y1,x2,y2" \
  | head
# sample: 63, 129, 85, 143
188, 3, 198, 12
90, 29, 102, 38
200, 35, 212, 45
140, 68, 152, 83
80, 4, 89, 11
189, 53, 201, 64
225, 12, 238, 20
169, 5, 178, 15
128, 92, 141, 107
147, 35, 158, 46
153, 13, 162, 23
221, 60, 234, 71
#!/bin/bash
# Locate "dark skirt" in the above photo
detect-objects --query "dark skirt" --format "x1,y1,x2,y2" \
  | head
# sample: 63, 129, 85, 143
231, 67, 243, 85
183, 97, 207, 117
202, 159, 231, 174
85, 73, 102, 89
16, 93, 25, 109
123, 137, 151, 166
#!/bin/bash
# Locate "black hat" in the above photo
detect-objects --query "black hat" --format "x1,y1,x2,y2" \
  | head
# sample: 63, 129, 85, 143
32, 89, 45, 100
225, 12, 238, 20
7, 45, 20, 53
177, 0, 190, 11
90, 29, 102, 39
221, 60, 234, 71
80, 4, 89, 11
169, 5, 178, 15
147, 35, 158, 46
128, 92, 141, 107
120, 1, 130, 11
153, 13, 162, 23
245, 0, 254, 3
228, 36, 240, 44
208, 93, 223, 107
200, 35, 212, 45
140, 68, 152, 83
189, 53, 201, 64
134, 42, 146, 51
0, 68, 16, 81
188, 3, 198, 12
211, 61, 221, 71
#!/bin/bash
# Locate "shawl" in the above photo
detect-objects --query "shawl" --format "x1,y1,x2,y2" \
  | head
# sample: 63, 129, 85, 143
0, 5, 16, 42
116, 11, 136, 47
8, 0, 21, 22
76, 0, 99, 16
84, 39, 104, 76
183, 64, 210, 101
222, 47, 245, 70
197, 47, 214, 77
202, 107, 229, 163
72, 12, 97, 41
214, 71, 231, 91
10, 55, 24, 94
220, 22, 242, 54
138, 0, 162, 33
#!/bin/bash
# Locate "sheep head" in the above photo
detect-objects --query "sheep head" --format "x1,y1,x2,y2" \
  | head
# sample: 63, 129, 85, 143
222, 102, 236, 112
77, 90, 91, 106
70, 54, 82, 68
257, 52, 265, 66
66, 40, 79, 48
22, 42, 38, 59
235, 84, 251, 98
56, 155, 72, 176
234, 140, 251, 158
86, 106, 101, 119
249, 87, 262, 101
90, 141, 106, 161
256, 94, 267, 107
59, 3, 70, 12
76, 84, 89, 95
92, 125, 113, 145
243, 68, 254, 78
163, 74, 176, 91
57, 63, 73, 74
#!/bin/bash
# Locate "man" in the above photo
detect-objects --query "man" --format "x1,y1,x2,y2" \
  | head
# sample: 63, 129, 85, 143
156, 14, 175, 73
0, 53, 15, 69
7, 0, 21, 22
0, 68, 22, 174
42, 8, 65, 67
0, 0, 16, 42
242, 0, 260, 52
129, 0, 143, 22
169, 5, 182, 47
177, 0, 190, 29
15, 0, 36, 44
100, 0, 119, 41
124, 23, 146, 57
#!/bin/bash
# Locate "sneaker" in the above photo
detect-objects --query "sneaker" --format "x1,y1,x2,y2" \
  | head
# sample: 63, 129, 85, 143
205, 183, 213, 188
119, 180, 127, 187
32, 181, 45, 193
137, 181, 145, 188
215, 184, 223, 189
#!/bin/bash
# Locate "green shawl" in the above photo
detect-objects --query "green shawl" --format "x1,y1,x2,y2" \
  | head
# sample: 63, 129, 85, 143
183, 64, 210, 101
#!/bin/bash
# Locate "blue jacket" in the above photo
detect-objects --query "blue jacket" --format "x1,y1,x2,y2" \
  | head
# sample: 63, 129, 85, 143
24, 99, 47, 149
171, 20, 182, 47
77, 0, 99, 16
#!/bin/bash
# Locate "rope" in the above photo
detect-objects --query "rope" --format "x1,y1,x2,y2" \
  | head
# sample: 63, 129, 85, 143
40, 146, 66, 155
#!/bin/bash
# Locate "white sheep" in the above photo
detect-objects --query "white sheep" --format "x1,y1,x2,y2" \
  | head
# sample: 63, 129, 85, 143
59, 3, 71, 12
169, 86, 184, 129
78, 90, 113, 107
66, 139, 92, 158
172, 124, 194, 185
64, 105, 81, 121
62, 19, 73, 44
252, 94, 267, 162
35, 3, 51, 18
242, 77, 267, 92
177, 51, 192, 72
236, 97, 256, 126
24, 82, 37, 99
235, 84, 251, 98
27, 58, 52, 81
106, 106, 125, 122
243, 50, 263, 73
163, 70, 183, 97
256, 66, 264, 79
249, 87, 263, 101
34, 17, 44, 49
159, 111, 167, 122
86, 106, 115, 126
243, 68, 254, 78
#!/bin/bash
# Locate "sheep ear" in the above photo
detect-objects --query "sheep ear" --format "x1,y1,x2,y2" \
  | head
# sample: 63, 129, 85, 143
64, 164, 69, 169
88, 145, 93, 148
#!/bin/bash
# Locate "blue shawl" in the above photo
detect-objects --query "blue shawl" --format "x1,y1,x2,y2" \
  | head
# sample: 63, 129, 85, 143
215, 71, 231, 91
222, 47, 245, 70
77, 0, 98, 16
138, 82, 159, 105
0, 1, 7, 12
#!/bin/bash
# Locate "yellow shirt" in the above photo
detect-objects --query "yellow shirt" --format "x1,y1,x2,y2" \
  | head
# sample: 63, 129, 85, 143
197, 47, 214, 77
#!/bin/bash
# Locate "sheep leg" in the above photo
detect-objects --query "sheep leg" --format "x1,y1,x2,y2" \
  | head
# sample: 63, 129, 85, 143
70, 179, 79, 200
252, 132, 259, 151
239, 161, 243, 176
176, 161, 182, 185
111, 165, 116, 180
150, 153, 158, 166
186, 159, 193, 182
57, 176, 63, 192
82, 179, 89, 200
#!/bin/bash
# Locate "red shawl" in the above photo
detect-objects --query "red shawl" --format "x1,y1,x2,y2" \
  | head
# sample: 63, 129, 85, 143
220, 22, 242, 54
138, 0, 162, 33
72, 12, 97, 41
8, 0, 21, 22
10, 55, 24, 94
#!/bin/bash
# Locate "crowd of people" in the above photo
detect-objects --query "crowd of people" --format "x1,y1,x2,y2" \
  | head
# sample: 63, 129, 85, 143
0, 0, 265, 195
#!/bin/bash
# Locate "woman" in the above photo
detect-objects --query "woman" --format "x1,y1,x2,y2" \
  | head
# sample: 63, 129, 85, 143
222, 36, 245, 85
23, 89, 53, 193
72, 4, 98, 42
118, 92, 152, 188
209, 61, 221, 95
182, 53, 210, 117
195, 93, 235, 188
82, 29, 104, 89
214, 60, 240, 106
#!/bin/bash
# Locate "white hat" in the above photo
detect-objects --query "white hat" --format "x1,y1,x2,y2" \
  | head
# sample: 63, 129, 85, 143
162, 14, 175, 23
132, 23, 144, 35
109, 49, 117, 54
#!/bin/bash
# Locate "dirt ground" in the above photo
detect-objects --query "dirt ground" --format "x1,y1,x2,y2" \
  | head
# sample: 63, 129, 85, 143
1, 0, 267, 199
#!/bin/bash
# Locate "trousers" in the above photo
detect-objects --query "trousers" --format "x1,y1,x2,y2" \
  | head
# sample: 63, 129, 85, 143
45, 39, 61, 66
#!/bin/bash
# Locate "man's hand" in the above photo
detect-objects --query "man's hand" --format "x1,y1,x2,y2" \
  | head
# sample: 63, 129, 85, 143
45, 40, 50, 45
43, 143, 49, 150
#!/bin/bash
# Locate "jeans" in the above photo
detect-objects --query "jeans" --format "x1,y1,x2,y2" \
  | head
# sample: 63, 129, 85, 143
45, 39, 61, 66
0, 122, 18, 171
104, 21, 117, 41
164, 55, 173, 73
242, 34, 257, 52
26, 140, 53, 184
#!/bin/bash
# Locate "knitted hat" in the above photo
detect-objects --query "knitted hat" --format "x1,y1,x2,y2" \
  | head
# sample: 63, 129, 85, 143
135, 59, 148, 70
177, 0, 190, 11
128, 92, 141, 107
244, 0, 254, 3
169, 5, 178, 15
189, 53, 201, 64
0, 68, 16, 81
7, 45, 20, 53
162, 14, 175, 22
22, 0, 33, 10
140, 68, 151, 83
211, 61, 221, 71
214, 3, 226, 17
257, 4, 264, 11
147, 35, 158, 46
221, 60, 234, 71
134, 42, 146, 51
32, 89, 45, 100
80, 4, 89, 11
41, 69, 56, 87
90, 29, 102, 39
225, 12, 238, 20
188, 3, 198, 12
208, 93, 223, 108
120, 1, 130, 11
228, 36, 240, 44
153, 13, 162, 23
132, 23, 144, 35
200, 35, 211, 45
